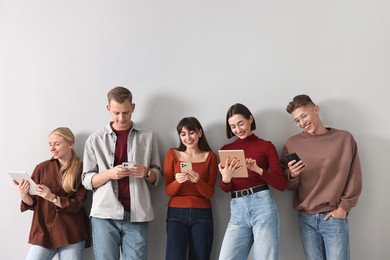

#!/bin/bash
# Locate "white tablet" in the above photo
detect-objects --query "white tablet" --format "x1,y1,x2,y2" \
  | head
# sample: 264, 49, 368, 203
218, 150, 248, 178
8, 171, 37, 195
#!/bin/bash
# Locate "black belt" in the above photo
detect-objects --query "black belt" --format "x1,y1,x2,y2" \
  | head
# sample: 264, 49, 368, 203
231, 185, 269, 198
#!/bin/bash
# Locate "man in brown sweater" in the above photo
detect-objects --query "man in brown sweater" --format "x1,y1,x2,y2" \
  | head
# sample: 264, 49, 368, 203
281, 94, 362, 260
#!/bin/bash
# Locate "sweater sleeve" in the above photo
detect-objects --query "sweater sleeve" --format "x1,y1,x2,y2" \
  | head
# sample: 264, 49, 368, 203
339, 138, 363, 212
20, 164, 41, 212
260, 143, 287, 191
194, 152, 218, 199
280, 145, 300, 190
164, 149, 182, 197
219, 179, 233, 193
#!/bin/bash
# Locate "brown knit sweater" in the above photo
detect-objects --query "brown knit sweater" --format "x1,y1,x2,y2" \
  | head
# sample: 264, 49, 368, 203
281, 128, 362, 214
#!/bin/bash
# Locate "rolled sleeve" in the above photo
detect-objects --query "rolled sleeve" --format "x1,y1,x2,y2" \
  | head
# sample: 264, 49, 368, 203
82, 136, 100, 191
82, 123, 162, 221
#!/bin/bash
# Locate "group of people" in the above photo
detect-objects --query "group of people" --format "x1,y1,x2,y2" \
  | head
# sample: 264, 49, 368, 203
12, 86, 362, 260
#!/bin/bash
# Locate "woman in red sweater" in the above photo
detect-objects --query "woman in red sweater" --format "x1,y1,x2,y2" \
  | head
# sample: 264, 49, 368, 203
164, 117, 218, 260
218, 103, 286, 260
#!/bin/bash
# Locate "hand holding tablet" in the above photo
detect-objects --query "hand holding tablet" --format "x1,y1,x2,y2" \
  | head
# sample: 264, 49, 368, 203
218, 150, 248, 178
8, 171, 37, 195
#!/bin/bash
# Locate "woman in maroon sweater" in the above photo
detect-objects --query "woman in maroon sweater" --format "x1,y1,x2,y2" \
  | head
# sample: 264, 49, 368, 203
13, 127, 89, 260
218, 103, 286, 260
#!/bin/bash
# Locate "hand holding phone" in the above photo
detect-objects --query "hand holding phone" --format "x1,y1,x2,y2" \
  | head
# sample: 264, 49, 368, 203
122, 162, 135, 169
286, 153, 301, 164
286, 152, 305, 178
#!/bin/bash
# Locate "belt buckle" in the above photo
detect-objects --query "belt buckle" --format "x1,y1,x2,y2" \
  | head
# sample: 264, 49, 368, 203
240, 188, 250, 197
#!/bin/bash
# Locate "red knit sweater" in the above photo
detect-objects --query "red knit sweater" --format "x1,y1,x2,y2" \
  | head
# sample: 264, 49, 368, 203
220, 134, 287, 192
164, 148, 218, 208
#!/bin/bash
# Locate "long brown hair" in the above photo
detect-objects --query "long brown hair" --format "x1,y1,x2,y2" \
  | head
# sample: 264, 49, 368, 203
49, 127, 81, 193
176, 117, 212, 152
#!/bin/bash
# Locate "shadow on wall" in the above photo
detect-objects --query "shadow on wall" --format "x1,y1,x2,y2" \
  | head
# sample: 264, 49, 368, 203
313, 98, 366, 132
319, 97, 389, 259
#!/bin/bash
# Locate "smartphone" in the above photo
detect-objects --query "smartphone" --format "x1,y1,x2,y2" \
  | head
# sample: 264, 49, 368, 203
122, 162, 135, 169
286, 153, 301, 164
180, 161, 192, 172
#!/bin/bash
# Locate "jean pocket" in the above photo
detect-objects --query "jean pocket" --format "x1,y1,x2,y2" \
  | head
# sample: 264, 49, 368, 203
229, 201, 243, 225
197, 208, 213, 222
166, 208, 186, 222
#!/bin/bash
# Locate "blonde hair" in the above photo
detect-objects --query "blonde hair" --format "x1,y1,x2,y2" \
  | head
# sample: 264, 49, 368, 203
49, 127, 81, 193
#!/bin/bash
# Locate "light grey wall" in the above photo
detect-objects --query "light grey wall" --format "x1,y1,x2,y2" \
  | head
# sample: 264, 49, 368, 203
1, 1, 389, 259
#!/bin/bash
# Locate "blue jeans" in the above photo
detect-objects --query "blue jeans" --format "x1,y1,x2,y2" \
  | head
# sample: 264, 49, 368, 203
26, 241, 85, 260
218, 190, 280, 260
298, 212, 350, 260
91, 211, 148, 260
166, 207, 213, 260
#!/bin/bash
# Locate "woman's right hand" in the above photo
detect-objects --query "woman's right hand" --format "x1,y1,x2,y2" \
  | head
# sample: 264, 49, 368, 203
13, 179, 30, 199
175, 173, 188, 183
218, 157, 241, 183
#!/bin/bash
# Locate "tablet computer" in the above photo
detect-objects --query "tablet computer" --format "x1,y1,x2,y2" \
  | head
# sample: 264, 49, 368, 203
8, 171, 37, 195
218, 149, 248, 178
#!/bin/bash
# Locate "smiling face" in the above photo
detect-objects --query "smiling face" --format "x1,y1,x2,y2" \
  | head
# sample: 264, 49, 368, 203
48, 134, 73, 161
179, 127, 202, 150
107, 99, 135, 130
228, 114, 254, 139
291, 105, 324, 135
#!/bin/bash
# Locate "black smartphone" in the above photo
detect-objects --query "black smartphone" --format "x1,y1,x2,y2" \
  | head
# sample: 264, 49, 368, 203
286, 153, 301, 164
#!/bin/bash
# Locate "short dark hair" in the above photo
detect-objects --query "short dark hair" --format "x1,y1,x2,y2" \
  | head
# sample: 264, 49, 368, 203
286, 94, 316, 114
225, 103, 256, 139
107, 86, 133, 104
176, 117, 212, 152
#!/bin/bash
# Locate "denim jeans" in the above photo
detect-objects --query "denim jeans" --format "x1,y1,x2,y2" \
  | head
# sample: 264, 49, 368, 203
218, 190, 280, 260
91, 211, 148, 260
26, 241, 85, 260
166, 207, 213, 260
298, 212, 350, 260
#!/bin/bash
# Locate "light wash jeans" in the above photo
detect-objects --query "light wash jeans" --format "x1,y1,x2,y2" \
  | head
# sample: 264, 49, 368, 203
91, 211, 148, 260
218, 190, 280, 260
298, 212, 350, 260
26, 240, 85, 260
